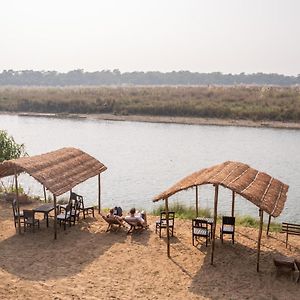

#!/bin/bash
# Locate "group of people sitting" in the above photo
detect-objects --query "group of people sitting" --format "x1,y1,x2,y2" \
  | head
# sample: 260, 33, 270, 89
104, 207, 148, 229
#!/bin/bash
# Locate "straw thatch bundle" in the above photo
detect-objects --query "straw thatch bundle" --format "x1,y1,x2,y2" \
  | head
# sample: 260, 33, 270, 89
153, 161, 288, 217
0, 147, 107, 196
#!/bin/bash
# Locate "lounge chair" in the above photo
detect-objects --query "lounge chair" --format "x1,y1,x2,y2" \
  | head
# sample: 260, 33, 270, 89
124, 216, 147, 234
220, 216, 235, 244
101, 214, 123, 232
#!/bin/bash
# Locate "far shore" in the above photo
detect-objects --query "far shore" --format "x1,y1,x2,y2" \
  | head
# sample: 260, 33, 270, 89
2, 111, 300, 130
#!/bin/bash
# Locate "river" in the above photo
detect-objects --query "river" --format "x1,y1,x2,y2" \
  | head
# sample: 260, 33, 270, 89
0, 114, 299, 222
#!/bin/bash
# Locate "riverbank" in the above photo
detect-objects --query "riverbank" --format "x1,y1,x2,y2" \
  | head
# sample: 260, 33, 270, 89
4, 111, 300, 130
0, 200, 299, 299
1, 85, 300, 128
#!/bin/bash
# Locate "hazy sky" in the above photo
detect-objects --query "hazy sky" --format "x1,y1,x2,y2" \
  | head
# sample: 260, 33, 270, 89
0, 0, 299, 75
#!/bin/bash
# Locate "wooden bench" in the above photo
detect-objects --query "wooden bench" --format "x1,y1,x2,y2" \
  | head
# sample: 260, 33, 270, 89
282, 222, 300, 248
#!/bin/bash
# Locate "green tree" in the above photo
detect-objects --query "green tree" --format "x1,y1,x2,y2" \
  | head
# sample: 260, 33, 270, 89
0, 130, 27, 162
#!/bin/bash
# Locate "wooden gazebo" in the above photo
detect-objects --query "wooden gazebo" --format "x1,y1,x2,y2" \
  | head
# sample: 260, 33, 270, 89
153, 161, 289, 272
0, 147, 107, 239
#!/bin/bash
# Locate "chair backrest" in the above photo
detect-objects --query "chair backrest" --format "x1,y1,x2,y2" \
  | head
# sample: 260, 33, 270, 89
192, 219, 208, 229
12, 199, 18, 216
160, 211, 175, 226
77, 194, 84, 209
222, 216, 235, 226
23, 209, 35, 220
70, 192, 84, 210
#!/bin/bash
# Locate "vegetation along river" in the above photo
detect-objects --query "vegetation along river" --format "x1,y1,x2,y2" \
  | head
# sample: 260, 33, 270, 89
0, 114, 299, 222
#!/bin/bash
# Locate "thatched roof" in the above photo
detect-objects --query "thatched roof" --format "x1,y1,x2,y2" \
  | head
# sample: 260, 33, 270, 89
153, 161, 289, 217
0, 147, 107, 196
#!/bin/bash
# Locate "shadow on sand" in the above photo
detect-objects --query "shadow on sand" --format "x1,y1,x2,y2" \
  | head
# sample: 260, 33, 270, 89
0, 218, 127, 281
166, 229, 300, 299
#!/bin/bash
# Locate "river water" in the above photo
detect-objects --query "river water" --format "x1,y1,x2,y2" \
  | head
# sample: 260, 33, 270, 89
0, 114, 299, 222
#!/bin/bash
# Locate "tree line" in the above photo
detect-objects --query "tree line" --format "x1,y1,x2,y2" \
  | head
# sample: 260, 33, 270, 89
0, 69, 300, 86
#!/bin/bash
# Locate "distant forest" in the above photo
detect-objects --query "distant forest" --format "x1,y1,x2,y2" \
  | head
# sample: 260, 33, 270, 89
0, 69, 300, 86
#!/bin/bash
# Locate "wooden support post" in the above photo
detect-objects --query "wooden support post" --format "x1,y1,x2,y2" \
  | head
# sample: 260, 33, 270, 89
43, 185, 47, 203
14, 171, 21, 234
98, 174, 101, 214
257, 209, 264, 272
54, 194, 57, 240
165, 198, 170, 258
211, 184, 219, 265
195, 186, 199, 218
231, 191, 235, 217
266, 214, 271, 237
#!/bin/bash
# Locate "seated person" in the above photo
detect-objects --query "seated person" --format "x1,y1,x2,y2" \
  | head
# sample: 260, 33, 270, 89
107, 208, 123, 222
125, 207, 147, 227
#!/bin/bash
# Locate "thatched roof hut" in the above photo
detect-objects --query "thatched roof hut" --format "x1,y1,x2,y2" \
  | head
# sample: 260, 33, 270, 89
153, 161, 289, 271
0, 147, 107, 238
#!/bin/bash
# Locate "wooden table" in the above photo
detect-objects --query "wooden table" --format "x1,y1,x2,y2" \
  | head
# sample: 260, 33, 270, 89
33, 203, 56, 227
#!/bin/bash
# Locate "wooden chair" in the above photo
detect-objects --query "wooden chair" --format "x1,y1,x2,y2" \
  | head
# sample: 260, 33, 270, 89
220, 216, 235, 244
12, 199, 24, 228
282, 222, 300, 248
101, 214, 123, 232
57, 203, 71, 230
77, 194, 95, 219
192, 218, 210, 247
23, 209, 40, 232
155, 211, 175, 238
69, 196, 81, 225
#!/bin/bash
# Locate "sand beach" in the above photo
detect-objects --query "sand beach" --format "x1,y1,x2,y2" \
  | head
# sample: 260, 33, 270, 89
0, 200, 299, 300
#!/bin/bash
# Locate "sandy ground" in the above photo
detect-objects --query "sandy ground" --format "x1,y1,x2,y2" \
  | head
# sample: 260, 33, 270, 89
0, 200, 300, 300
13, 112, 300, 130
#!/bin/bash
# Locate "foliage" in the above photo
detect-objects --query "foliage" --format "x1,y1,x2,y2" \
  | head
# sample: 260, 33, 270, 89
0, 69, 300, 86
1, 86, 300, 122
0, 130, 27, 162
152, 202, 212, 219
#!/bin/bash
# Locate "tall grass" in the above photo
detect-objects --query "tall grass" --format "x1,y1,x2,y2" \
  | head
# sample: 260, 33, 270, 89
152, 202, 212, 219
0, 86, 300, 122
152, 203, 281, 232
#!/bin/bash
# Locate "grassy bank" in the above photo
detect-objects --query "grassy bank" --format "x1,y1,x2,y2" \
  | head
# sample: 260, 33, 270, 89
0, 86, 300, 122
152, 203, 282, 232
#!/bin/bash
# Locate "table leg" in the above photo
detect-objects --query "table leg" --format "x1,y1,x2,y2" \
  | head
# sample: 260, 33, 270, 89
46, 213, 49, 227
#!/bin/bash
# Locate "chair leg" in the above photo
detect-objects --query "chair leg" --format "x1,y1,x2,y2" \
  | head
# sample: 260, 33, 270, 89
159, 227, 161, 238
92, 208, 95, 217
232, 233, 234, 244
